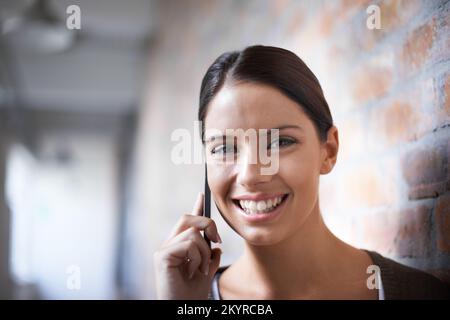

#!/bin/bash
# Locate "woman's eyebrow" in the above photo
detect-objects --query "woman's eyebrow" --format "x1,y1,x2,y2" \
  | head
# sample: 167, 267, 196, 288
272, 125, 304, 131
204, 125, 304, 143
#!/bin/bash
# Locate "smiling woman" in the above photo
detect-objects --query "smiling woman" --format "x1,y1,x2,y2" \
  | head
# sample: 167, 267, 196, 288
153, 45, 450, 300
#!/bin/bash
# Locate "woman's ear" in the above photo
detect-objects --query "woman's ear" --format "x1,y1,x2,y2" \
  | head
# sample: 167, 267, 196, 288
320, 125, 339, 174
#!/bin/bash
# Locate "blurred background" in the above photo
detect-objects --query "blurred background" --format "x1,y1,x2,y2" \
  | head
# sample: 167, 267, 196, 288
0, 0, 449, 299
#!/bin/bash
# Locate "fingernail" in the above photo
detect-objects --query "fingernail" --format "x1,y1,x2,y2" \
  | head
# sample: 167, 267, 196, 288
217, 233, 223, 243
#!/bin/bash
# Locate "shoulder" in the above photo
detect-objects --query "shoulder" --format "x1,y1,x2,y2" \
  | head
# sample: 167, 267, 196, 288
365, 250, 450, 300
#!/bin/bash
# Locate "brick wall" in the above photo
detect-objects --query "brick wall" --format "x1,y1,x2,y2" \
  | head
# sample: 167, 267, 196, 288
131, 0, 450, 297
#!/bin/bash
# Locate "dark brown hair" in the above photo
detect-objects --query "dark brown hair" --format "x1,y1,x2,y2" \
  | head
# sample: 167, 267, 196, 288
198, 45, 333, 143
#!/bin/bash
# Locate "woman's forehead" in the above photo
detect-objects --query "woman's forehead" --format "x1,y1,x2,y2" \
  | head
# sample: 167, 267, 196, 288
204, 82, 310, 131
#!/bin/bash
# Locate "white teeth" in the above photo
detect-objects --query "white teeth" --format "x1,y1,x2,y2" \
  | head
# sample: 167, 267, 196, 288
238, 195, 287, 214
256, 201, 266, 211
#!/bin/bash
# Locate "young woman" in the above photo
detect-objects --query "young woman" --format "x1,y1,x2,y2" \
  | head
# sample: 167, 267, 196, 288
154, 45, 450, 300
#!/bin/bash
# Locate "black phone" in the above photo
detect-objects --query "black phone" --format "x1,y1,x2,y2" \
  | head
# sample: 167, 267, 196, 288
203, 164, 211, 249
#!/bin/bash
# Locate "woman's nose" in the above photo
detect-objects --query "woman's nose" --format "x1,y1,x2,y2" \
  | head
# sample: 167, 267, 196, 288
236, 152, 273, 187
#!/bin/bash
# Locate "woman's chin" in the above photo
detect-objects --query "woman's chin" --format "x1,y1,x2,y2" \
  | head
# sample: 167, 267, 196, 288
241, 230, 284, 246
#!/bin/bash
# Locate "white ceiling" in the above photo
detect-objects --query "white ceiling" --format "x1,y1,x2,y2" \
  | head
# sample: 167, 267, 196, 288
1, 0, 159, 114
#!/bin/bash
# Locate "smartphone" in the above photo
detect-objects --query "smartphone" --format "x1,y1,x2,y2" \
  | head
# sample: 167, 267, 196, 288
203, 164, 211, 249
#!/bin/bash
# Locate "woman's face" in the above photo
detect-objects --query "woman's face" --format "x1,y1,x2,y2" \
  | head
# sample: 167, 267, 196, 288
204, 82, 335, 246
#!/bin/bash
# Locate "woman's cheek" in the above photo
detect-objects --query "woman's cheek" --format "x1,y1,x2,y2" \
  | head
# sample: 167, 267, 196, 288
280, 152, 319, 201
207, 164, 233, 204
278, 153, 305, 183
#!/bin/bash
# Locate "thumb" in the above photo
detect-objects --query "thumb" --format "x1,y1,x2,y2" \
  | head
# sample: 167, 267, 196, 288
208, 247, 222, 278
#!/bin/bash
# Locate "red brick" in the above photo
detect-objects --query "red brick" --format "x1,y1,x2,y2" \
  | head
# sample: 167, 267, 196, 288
444, 73, 450, 117
351, 57, 394, 105
401, 141, 449, 199
341, 162, 399, 209
424, 73, 450, 129
394, 204, 433, 258
436, 193, 450, 253
430, 6, 450, 65
371, 76, 444, 143
400, 18, 437, 78
357, 202, 436, 262
379, 100, 423, 144
378, 0, 421, 34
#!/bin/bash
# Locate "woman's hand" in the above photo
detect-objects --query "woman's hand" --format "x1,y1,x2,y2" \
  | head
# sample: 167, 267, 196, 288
154, 192, 223, 299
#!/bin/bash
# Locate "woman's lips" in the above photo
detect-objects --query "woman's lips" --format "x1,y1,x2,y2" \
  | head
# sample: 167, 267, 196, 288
231, 193, 289, 223
232, 193, 287, 201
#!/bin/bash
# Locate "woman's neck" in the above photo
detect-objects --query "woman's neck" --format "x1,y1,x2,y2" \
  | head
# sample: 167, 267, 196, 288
230, 202, 366, 299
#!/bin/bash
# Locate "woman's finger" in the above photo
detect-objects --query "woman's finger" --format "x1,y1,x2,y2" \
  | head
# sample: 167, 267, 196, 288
207, 247, 222, 281
168, 214, 222, 244
155, 239, 202, 280
192, 192, 204, 216
164, 227, 211, 275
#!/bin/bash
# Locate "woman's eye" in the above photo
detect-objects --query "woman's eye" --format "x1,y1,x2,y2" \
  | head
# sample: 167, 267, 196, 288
269, 137, 296, 149
211, 144, 236, 155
